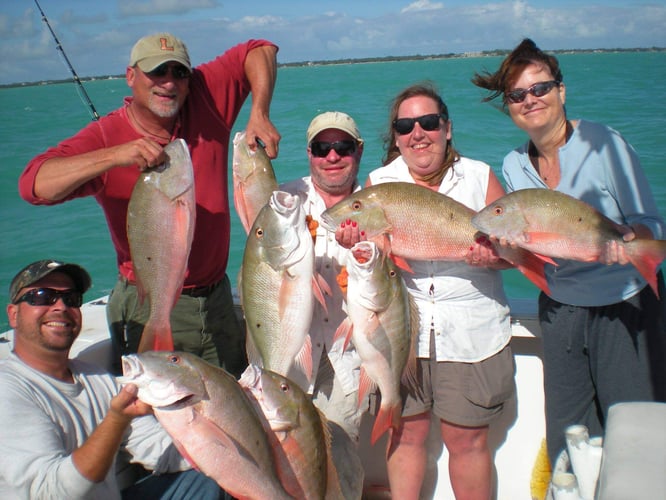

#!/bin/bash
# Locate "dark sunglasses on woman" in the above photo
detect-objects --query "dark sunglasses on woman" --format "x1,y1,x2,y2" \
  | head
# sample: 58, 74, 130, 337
505, 80, 560, 104
392, 113, 446, 135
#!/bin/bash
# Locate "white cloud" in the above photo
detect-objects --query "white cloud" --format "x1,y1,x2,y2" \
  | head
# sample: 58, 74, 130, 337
118, 0, 218, 17
401, 0, 444, 14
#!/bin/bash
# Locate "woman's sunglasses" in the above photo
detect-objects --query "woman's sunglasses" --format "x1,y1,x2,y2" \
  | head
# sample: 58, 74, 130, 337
14, 288, 83, 308
146, 63, 191, 80
310, 140, 358, 158
392, 113, 446, 135
505, 80, 560, 104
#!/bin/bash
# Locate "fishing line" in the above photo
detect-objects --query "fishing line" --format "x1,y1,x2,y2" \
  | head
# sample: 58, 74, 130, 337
34, 0, 100, 121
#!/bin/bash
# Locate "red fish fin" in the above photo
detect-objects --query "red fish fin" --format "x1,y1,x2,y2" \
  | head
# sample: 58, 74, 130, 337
153, 329, 175, 351
371, 402, 401, 445
534, 253, 558, 266
312, 273, 331, 315
389, 253, 413, 274
357, 367, 376, 407
508, 249, 551, 295
295, 335, 314, 382
333, 317, 354, 351
233, 183, 252, 234
627, 239, 666, 298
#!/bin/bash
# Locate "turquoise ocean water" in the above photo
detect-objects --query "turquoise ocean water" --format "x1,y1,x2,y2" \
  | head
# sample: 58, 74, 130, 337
1, 51, 664, 332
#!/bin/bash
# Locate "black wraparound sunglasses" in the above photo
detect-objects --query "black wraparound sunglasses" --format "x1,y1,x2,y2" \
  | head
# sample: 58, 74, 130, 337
392, 113, 446, 135
14, 288, 83, 308
505, 80, 560, 104
146, 63, 191, 80
310, 140, 358, 158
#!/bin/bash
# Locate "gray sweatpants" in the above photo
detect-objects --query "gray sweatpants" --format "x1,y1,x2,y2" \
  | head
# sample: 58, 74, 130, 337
538, 274, 666, 464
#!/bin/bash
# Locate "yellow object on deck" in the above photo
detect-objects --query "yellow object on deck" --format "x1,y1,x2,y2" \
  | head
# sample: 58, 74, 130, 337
530, 438, 551, 500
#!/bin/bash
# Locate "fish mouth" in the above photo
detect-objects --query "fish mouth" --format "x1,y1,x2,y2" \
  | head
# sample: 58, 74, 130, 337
119, 354, 144, 381
238, 364, 262, 390
270, 190, 300, 215
351, 241, 377, 266
118, 354, 198, 408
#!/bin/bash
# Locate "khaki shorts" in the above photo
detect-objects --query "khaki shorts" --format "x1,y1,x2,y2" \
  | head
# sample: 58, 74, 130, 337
401, 343, 516, 427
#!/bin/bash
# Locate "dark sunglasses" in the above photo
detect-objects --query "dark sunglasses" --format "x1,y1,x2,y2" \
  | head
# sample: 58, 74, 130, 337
146, 63, 191, 80
14, 288, 83, 308
505, 80, 560, 104
392, 113, 446, 135
310, 140, 357, 158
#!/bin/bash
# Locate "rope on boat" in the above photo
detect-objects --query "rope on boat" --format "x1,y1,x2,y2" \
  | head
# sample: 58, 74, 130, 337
34, 0, 100, 121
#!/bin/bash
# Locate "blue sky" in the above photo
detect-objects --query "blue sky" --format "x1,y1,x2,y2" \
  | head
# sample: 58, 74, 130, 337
2, 0, 665, 85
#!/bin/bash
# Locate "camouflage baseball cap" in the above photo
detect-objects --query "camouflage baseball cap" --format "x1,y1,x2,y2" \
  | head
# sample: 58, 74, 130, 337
9, 260, 92, 303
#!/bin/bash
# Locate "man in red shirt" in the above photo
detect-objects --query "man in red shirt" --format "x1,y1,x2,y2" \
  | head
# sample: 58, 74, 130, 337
19, 33, 281, 375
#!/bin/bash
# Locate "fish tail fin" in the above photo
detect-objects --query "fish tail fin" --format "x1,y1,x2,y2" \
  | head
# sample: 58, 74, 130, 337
138, 321, 174, 353
627, 239, 666, 298
371, 402, 401, 446
153, 329, 175, 351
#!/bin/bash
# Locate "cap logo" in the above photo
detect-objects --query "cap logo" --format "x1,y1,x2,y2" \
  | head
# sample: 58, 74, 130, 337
160, 38, 175, 52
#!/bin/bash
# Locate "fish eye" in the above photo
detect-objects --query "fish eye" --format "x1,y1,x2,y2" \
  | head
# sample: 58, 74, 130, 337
255, 227, 264, 237
493, 206, 504, 216
352, 201, 362, 210
389, 270, 397, 277
279, 382, 289, 392
168, 355, 180, 363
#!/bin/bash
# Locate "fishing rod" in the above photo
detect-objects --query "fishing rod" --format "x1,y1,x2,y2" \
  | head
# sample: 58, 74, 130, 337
34, 0, 100, 121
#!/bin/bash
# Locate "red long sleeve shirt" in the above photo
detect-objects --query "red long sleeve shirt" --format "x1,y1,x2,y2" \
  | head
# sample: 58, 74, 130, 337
20, 39, 277, 287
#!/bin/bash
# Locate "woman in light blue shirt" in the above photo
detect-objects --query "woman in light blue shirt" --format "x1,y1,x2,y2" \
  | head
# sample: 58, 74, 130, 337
472, 38, 666, 465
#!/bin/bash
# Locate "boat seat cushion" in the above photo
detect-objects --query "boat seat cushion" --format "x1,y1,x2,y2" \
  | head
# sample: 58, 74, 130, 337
596, 401, 666, 499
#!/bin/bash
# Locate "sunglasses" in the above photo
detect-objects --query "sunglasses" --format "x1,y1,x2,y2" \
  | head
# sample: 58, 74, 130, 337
310, 140, 358, 158
505, 80, 560, 104
146, 63, 191, 80
392, 113, 446, 135
14, 288, 83, 308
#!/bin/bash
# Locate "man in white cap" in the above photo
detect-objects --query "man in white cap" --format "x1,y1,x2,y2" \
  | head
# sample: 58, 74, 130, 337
0, 260, 225, 498
280, 111, 366, 444
20, 33, 281, 375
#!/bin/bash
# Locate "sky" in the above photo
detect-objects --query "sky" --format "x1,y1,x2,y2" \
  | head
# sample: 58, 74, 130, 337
1, 0, 665, 85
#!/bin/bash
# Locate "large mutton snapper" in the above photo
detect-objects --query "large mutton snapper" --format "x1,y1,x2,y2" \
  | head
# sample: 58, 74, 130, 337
335, 241, 419, 446
240, 190, 330, 382
471, 188, 666, 297
320, 181, 552, 294
232, 131, 278, 235
118, 351, 292, 500
239, 365, 363, 500
127, 139, 195, 353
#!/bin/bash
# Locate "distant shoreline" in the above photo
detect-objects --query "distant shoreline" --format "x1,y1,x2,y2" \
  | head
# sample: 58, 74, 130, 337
3, 46, 664, 89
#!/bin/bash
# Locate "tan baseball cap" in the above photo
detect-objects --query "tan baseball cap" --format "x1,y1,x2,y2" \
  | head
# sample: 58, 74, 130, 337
129, 33, 191, 72
306, 111, 363, 145
9, 260, 91, 303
